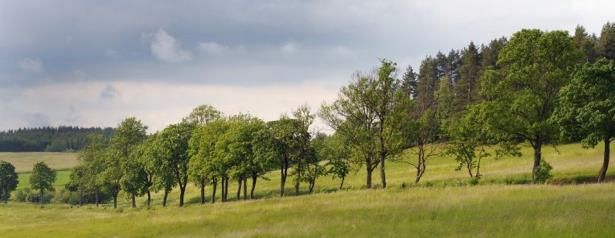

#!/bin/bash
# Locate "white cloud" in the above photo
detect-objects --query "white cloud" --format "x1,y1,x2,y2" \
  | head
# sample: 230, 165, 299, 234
280, 40, 300, 54
144, 29, 192, 62
332, 45, 354, 57
197, 41, 228, 54
18, 58, 43, 73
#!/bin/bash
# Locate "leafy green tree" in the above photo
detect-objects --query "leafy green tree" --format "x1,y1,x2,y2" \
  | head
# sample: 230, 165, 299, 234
79, 133, 109, 206
554, 59, 615, 182
189, 119, 230, 203
131, 135, 158, 208
268, 117, 304, 195
66, 165, 88, 205
0, 161, 18, 203
121, 150, 149, 208
290, 105, 316, 193
445, 106, 493, 178
183, 104, 223, 124
104, 117, 147, 208
482, 29, 582, 182
184, 105, 222, 204
320, 73, 379, 188
30, 162, 56, 204
319, 133, 351, 189
159, 122, 194, 206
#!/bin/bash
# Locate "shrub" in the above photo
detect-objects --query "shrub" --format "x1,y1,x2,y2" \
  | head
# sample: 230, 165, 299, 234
534, 160, 553, 184
468, 177, 480, 186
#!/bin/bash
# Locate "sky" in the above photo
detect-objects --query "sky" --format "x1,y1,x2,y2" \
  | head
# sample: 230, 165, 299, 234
0, 0, 613, 132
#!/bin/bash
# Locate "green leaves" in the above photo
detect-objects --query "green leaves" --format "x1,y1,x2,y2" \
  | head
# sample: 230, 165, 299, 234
554, 58, 615, 147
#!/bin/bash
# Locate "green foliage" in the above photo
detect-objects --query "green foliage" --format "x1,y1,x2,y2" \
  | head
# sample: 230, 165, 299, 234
158, 122, 194, 206
598, 22, 615, 60
534, 160, 553, 184
30, 162, 56, 203
554, 58, 615, 147
480, 29, 582, 181
0, 161, 18, 202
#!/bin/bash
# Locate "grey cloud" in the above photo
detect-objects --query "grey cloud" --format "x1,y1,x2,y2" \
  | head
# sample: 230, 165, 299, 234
100, 85, 119, 99
24, 112, 51, 127
18, 58, 43, 73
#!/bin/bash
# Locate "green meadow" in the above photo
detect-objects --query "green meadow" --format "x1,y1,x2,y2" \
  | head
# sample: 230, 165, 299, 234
0, 142, 613, 237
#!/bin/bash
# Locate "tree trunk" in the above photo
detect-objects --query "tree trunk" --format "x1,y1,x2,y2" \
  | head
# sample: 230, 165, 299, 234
476, 156, 482, 178
162, 189, 169, 207
532, 142, 542, 183
79, 190, 83, 206
224, 177, 229, 202
366, 165, 373, 188
211, 178, 217, 204
113, 192, 118, 209
95, 189, 99, 207
200, 180, 205, 204
131, 193, 136, 208
147, 190, 151, 208
220, 177, 225, 202
467, 162, 474, 178
380, 154, 387, 188
295, 179, 300, 195
339, 176, 345, 190
242, 177, 248, 200
280, 157, 288, 197
379, 130, 387, 188
598, 137, 611, 183
40, 189, 44, 204
309, 179, 315, 193
236, 178, 242, 201
415, 144, 426, 183
179, 186, 186, 207
250, 174, 257, 199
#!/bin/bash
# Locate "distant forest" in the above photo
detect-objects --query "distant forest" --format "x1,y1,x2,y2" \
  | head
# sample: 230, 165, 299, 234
0, 126, 114, 152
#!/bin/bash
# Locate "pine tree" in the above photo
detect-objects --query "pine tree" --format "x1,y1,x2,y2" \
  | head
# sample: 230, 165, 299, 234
401, 65, 418, 98
455, 42, 482, 112
598, 22, 615, 60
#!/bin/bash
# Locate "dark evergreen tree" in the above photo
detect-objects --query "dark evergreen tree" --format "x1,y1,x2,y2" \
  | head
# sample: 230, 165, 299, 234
455, 42, 482, 112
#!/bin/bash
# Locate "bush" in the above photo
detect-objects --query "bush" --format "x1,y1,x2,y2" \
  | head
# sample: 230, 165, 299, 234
468, 177, 480, 186
14, 188, 54, 203
534, 160, 553, 184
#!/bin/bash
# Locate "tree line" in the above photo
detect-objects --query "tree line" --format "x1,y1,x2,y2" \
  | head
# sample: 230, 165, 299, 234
0, 126, 114, 152
0, 22, 613, 206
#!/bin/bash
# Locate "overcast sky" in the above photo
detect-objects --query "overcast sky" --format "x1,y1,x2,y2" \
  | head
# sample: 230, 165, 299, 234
0, 0, 613, 132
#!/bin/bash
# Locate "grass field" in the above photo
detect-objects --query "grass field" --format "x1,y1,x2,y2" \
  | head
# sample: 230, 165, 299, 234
0, 152, 78, 172
0, 142, 613, 237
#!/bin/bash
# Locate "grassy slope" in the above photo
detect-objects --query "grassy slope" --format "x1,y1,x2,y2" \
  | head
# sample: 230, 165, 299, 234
1, 184, 615, 237
0, 142, 613, 237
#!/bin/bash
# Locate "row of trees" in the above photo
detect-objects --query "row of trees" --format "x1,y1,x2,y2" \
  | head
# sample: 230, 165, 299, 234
62, 104, 348, 207
2, 23, 612, 206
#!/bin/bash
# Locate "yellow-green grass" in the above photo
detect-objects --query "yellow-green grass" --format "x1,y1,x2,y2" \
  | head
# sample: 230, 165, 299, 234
1, 184, 615, 237
16, 170, 71, 190
0, 152, 78, 172
1, 142, 613, 237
